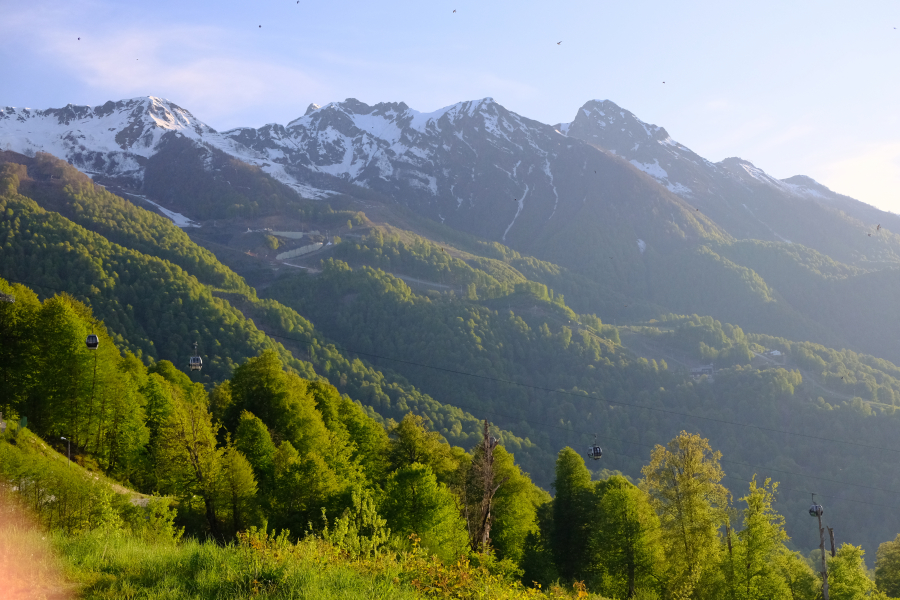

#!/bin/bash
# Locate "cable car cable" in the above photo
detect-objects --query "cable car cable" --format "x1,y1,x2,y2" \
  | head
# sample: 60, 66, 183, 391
9, 272, 900, 464
262, 329, 900, 457
415, 389, 900, 499
9, 272, 900, 462
7, 274, 900, 500
600, 443, 900, 512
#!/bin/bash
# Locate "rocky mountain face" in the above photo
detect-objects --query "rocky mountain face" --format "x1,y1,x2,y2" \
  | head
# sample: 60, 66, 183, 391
3, 96, 896, 264
559, 99, 900, 266
4, 95, 900, 314
226, 97, 729, 262
0, 95, 725, 269
0, 98, 217, 187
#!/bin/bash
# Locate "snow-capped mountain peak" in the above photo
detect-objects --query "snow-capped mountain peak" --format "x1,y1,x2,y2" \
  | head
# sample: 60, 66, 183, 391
556, 99, 689, 153
577, 99, 669, 142
1, 94, 889, 255
0, 96, 220, 184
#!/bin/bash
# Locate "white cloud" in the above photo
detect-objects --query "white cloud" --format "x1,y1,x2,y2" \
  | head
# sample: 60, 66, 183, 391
67, 31, 326, 127
1, 8, 328, 129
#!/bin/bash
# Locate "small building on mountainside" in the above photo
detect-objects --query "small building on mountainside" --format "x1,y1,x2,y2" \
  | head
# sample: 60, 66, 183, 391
691, 364, 715, 381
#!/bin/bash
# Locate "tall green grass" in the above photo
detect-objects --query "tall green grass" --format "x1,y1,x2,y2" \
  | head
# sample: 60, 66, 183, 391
54, 528, 611, 599
56, 530, 417, 600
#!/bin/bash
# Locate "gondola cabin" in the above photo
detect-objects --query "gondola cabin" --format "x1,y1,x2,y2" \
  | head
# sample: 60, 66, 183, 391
189, 356, 202, 371
85, 334, 99, 350
809, 504, 823, 517
587, 445, 603, 460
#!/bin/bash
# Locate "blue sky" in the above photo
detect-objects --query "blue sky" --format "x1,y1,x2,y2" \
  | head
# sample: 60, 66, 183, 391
3, 0, 898, 212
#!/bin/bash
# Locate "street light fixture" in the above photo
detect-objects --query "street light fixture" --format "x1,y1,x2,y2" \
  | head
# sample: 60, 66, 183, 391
60, 436, 70, 466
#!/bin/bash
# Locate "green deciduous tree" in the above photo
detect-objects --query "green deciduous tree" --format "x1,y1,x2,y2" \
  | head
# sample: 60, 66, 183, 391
325, 485, 390, 558
551, 446, 593, 582
591, 475, 663, 599
153, 374, 223, 540
381, 462, 467, 561
31, 294, 95, 440
228, 350, 332, 457
234, 410, 276, 493
828, 544, 879, 600
520, 500, 559, 589
641, 431, 729, 600
486, 445, 549, 564
270, 440, 343, 534
772, 549, 818, 600
217, 446, 259, 536
876, 534, 900, 598
387, 413, 459, 484
307, 380, 389, 482
727, 477, 791, 600
0, 280, 40, 423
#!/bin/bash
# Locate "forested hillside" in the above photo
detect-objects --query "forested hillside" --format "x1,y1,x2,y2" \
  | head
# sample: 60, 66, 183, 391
0, 279, 551, 598
0, 152, 547, 470
5, 144, 900, 599
0, 159, 302, 380
265, 230, 900, 558
4, 279, 900, 599
5, 154, 900, 558
329, 220, 900, 369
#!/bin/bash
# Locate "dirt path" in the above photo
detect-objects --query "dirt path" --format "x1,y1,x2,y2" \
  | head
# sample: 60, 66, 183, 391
619, 330, 693, 368
391, 273, 451, 290
800, 371, 855, 402
751, 352, 855, 402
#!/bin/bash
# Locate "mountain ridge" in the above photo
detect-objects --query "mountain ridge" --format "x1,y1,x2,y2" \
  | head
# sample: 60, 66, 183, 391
0, 95, 866, 218
5, 94, 897, 264
5, 95, 900, 365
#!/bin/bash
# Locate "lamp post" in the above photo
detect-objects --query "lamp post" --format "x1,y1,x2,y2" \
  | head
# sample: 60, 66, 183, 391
810, 495, 828, 600
61, 436, 70, 466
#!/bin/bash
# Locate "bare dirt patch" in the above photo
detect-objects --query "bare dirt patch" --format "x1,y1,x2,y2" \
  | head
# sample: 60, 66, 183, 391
0, 490, 75, 600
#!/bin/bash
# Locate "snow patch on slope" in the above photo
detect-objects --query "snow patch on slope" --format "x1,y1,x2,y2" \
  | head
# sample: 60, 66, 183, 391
666, 182, 693, 197
543, 159, 560, 219
503, 184, 529, 241
630, 159, 667, 179
131, 195, 199, 227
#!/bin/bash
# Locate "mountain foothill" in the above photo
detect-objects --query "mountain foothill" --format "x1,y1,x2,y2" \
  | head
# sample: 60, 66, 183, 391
2, 93, 900, 598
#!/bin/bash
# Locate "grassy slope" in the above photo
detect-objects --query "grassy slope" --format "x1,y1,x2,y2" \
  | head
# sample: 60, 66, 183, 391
0, 428, 601, 600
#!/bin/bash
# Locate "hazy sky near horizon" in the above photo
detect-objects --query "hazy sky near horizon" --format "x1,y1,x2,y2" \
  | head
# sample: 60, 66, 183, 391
2, 0, 898, 212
